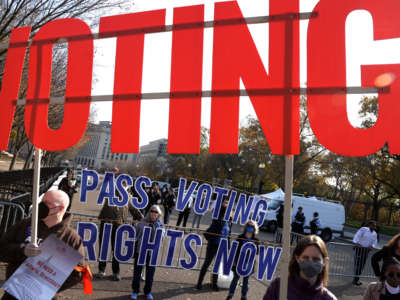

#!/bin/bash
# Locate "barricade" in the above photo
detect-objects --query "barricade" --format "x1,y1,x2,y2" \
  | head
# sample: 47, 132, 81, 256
274, 228, 378, 279
72, 212, 378, 281
0, 200, 26, 237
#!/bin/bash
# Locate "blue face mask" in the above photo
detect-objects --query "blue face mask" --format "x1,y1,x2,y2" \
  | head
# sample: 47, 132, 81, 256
246, 226, 255, 233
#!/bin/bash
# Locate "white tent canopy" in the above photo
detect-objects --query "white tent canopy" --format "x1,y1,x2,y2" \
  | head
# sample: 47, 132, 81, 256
260, 188, 285, 200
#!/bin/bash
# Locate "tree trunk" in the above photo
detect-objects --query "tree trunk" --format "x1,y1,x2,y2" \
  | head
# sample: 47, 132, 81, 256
387, 204, 393, 225
8, 148, 21, 171
363, 204, 370, 223
23, 145, 34, 169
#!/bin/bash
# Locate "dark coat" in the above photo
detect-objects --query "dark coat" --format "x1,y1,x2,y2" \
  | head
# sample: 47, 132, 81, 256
232, 233, 259, 269
98, 201, 143, 224
0, 213, 84, 292
371, 246, 400, 277
263, 275, 337, 300
203, 208, 229, 245
58, 177, 77, 200
163, 193, 175, 212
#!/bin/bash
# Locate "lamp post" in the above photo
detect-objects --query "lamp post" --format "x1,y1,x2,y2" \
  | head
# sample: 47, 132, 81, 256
257, 162, 266, 194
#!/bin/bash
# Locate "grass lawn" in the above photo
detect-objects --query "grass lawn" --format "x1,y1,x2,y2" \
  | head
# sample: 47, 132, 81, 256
346, 219, 399, 236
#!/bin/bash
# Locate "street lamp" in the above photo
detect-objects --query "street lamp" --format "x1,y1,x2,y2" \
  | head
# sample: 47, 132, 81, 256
257, 163, 266, 194
187, 163, 192, 177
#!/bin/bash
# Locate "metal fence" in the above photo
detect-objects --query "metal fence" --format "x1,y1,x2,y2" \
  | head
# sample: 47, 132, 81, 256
273, 229, 378, 279
71, 213, 379, 280
0, 201, 26, 237
0, 205, 379, 280
0, 167, 65, 219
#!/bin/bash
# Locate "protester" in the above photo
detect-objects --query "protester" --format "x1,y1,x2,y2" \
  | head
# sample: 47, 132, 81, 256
310, 212, 321, 235
96, 184, 143, 281
292, 206, 306, 234
363, 257, 400, 300
192, 193, 206, 229
226, 220, 260, 300
263, 235, 337, 300
371, 233, 400, 278
353, 220, 378, 286
58, 170, 77, 211
131, 205, 165, 300
176, 194, 193, 228
277, 204, 284, 229
196, 199, 230, 291
0, 190, 85, 300
145, 184, 161, 215
162, 187, 175, 225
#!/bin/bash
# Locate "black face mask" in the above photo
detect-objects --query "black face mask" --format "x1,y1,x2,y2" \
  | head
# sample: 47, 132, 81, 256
38, 202, 50, 219
38, 202, 61, 219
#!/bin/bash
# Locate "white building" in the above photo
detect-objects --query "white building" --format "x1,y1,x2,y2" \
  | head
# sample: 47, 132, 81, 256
75, 121, 138, 169
139, 138, 168, 162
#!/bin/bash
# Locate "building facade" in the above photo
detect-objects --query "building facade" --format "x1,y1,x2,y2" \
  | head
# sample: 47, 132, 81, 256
138, 138, 168, 162
75, 121, 138, 169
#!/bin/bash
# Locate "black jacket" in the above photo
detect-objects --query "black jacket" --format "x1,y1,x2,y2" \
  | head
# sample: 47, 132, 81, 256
0, 213, 84, 292
371, 246, 400, 276
232, 233, 260, 267
163, 194, 175, 211
203, 207, 229, 244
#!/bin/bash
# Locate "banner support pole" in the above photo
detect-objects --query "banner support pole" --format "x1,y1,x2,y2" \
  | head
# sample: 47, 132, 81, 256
31, 148, 42, 246
279, 155, 294, 300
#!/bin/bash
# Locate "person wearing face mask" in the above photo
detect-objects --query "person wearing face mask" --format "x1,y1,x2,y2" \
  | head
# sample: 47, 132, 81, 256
263, 235, 337, 300
364, 257, 400, 300
96, 181, 144, 281
0, 190, 85, 300
196, 198, 231, 291
371, 234, 400, 280
226, 220, 260, 300
131, 205, 165, 300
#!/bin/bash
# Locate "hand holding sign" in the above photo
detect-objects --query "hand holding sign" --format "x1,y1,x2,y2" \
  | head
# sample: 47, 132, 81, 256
24, 243, 42, 257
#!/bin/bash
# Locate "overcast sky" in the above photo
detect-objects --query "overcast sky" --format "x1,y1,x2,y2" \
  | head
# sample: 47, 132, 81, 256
91, 0, 400, 146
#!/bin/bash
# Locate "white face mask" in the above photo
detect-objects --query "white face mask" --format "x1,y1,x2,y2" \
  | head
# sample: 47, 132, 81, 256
385, 281, 400, 294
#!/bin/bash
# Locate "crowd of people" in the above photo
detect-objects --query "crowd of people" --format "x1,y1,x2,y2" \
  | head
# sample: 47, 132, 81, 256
0, 171, 399, 300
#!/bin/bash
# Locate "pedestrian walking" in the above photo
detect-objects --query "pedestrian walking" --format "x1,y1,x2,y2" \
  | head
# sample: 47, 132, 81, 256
226, 220, 260, 300
58, 170, 77, 211
363, 257, 400, 300
96, 184, 143, 281
263, 235, 337, 300
0, 190, 86, 300
292, 206, 306, 234
145, 184, 161, 215
277, 204, 284, 229
176, 194, 193, 228
192, 193, 206, 229
371, 233, 400, 278
162, 188, 175, 225
310, 212, 321, 235
196, 199, 230, 291
131, 205, 165, 300
352, 220, 378, 286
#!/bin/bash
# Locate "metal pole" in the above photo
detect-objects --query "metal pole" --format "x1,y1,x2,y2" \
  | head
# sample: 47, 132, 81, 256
31, 148, 42, 246
279, 155, 294, 300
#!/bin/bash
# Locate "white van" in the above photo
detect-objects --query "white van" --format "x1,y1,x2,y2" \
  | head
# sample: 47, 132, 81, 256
261, 193, 345, 242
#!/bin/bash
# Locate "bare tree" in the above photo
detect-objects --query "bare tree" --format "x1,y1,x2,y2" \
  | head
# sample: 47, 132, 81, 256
1, 0, 130, 169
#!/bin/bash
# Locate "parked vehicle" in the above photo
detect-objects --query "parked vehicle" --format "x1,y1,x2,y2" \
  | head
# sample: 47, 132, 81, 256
260, 191, 345, 242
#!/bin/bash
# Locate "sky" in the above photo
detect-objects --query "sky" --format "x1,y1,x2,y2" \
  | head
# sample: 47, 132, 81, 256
91, 0, 400, 147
